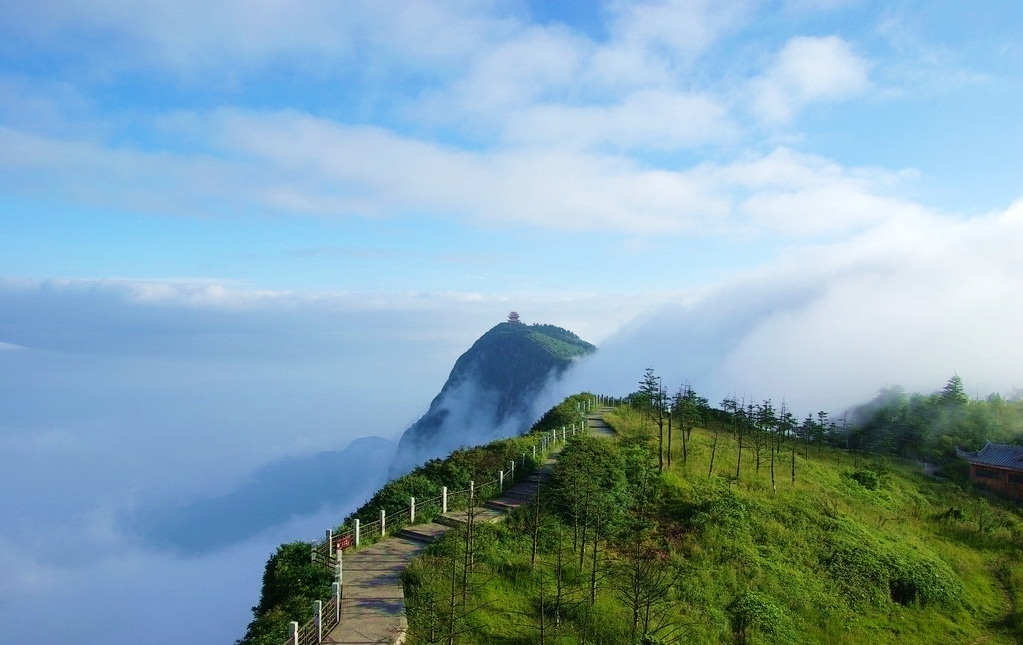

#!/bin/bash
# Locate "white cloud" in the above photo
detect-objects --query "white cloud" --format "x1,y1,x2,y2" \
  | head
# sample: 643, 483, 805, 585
1, 110, 926, 239
0, 0, 510, 78
751, 35, 871, 123
441, 24, 590, 119
563, 198, 1023, 415
505, 89, 736, 150
692, 147, 922, 236
606, 0, 752, 65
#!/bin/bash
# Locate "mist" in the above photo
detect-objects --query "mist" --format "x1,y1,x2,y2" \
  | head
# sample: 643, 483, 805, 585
3, 199, 1022, 644
561, 200, 1023, 416
390, 371, 571, 476
0, 279, 516, 644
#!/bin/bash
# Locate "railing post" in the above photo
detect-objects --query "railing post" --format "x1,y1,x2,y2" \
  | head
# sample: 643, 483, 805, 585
289, 621, 298, 645
469, 480, 475, 502
326, 529, 334, 558
410, 496, 416, 524
314, 600, 323, 642
337, 551, 343, 583
532, 444, 536, 459
333, 581, 341, 623
499, 469, 504, 492
380, 509, 386, 536
442, 486, 448, 513
510, 459, 515, 480
562, 426, 566, 442
355, 519, 361, 547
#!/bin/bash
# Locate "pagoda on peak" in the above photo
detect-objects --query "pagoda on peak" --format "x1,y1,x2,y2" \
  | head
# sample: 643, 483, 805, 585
507, 311, 522, 324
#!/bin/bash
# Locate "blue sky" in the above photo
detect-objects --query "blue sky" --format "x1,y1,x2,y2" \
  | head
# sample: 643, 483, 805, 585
2, 1, 1023, 643
2, 0, 1020, 300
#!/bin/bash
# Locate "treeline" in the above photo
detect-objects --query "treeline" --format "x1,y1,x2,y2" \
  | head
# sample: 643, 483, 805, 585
847, 374, 1023, 462
405, 432, 677, 644
236, 393, 593, 645
403, 383, 1023, 645
634, 368, 1023, 480
631, 367, 836, 490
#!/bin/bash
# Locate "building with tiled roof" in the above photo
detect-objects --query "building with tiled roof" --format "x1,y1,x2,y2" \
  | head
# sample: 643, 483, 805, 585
956, 441, 1023, 499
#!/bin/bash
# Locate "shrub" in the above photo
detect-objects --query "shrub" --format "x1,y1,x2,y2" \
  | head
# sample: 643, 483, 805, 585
822, 520, 963, 608
728, 590, 788, 645
847, 460, 891, 490
689, 479, 750, 538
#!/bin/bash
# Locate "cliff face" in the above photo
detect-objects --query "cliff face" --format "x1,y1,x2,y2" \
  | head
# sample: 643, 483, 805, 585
390, 321, 594, 474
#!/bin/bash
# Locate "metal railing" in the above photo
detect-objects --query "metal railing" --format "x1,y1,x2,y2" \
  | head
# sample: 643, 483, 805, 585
277, 395, 613, 645
286, 583, 341, 645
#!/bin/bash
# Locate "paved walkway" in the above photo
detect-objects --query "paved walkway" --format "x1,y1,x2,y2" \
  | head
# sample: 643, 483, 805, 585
321, 409, 614, 644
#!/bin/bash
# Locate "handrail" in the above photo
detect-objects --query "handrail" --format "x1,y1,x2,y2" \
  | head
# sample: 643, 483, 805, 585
275, 394, 613, 645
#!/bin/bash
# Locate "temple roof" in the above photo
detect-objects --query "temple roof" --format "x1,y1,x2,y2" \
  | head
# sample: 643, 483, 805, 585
956, 441, 1023, 470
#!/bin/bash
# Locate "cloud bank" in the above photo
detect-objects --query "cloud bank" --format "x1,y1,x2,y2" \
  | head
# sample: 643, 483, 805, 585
0, 279, 628, 644
563, 199, 1023, 415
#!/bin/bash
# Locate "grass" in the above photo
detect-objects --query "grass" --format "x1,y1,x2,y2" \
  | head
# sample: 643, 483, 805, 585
403, 404, 1023, 645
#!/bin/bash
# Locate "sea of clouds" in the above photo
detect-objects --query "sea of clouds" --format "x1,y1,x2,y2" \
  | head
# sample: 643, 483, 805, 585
3, 197, 1022, 643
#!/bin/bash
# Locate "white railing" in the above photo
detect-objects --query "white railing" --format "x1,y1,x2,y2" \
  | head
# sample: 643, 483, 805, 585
278, 395, 614, 645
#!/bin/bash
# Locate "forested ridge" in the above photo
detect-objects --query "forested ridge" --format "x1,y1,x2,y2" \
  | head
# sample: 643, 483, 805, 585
239, 375, 1023, 645
236, 395, 592, 645
402, 374, 1023, 645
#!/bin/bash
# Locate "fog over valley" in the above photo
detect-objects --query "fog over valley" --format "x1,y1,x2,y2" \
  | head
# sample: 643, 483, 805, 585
2, 1, 1022, 643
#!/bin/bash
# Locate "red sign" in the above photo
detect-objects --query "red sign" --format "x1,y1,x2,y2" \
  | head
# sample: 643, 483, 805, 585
335, 534, 354, 551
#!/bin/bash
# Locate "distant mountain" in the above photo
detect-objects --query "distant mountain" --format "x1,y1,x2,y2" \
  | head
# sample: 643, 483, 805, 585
390, 319, 595, 474
131, 436, 394, 554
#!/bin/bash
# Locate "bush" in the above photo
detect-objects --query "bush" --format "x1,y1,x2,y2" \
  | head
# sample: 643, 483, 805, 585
728, 590, 788, 645
689, 478, 751, 538
849, 468, 882, 490
847, 460, 891, 490
238, 543, 335, 645
822, 520, 963, 608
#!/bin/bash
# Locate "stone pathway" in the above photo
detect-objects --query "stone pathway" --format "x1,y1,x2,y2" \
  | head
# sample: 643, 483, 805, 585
321, 409, 614, 644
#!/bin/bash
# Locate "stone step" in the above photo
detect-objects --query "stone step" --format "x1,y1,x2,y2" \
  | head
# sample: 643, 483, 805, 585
434, 514, 463, 528
484, 498, 526, 512
502, 488, 536, 500
477, 509, 506, 523
396, 524, 448, 544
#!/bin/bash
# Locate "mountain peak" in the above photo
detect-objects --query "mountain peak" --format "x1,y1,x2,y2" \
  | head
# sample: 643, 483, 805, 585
390, 321, 594, 474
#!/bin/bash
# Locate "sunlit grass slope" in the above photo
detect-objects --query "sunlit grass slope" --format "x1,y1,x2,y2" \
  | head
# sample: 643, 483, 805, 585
404, 404, 1023, 645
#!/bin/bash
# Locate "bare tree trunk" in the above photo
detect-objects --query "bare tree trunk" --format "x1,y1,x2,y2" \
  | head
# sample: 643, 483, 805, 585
461, 497, 476, 606
446, 548, 458, 645
681, 417, 688, 463
708, 425, 718, 477
578, 509, 588, 569
531, 488, 541, 568
537, 567, 547, 645
667, 413, 672, 468
658, 417, 664, 474
735, 425, 743, 481
791, 445, 796, 484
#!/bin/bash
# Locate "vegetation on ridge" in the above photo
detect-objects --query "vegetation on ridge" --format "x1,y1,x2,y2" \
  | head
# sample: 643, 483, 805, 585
402, 374, 1023, 645
393, 321, 595, 466
236, 394, 593, 645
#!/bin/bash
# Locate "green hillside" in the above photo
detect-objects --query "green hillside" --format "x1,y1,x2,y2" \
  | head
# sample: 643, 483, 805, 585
402, 401, 1023, 645
392, 321, 595, 468
236, 394, 594, 645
